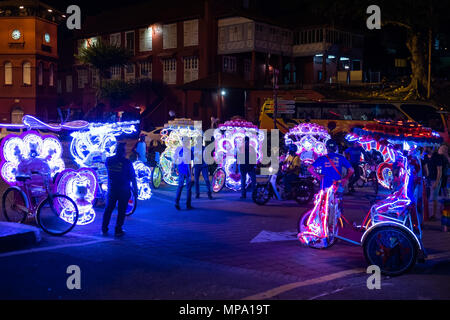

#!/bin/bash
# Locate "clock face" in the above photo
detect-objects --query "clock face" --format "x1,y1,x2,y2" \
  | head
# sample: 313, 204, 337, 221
44, 33, 50, 43
11, 30, 21, 40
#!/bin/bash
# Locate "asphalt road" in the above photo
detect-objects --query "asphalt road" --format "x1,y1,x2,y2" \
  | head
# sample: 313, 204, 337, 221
0, 182, 449, 300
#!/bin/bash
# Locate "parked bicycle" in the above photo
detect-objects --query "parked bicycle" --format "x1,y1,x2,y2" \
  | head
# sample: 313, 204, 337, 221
2, 172, 79, 236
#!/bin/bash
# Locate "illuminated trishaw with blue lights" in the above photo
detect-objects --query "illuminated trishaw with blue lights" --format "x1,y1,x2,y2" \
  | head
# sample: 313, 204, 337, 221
159, 119, 203, 186
211, 119, 264, 193
0, 116, 85, 235
69, 120, 153, 217
298, 120, 441, 275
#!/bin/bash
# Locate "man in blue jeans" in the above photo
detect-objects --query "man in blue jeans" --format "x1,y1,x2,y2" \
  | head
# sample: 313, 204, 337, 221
102, 143, 138, 237
174, 145, 193, 210
238, 136, 257, 199
192, 139, 213, 200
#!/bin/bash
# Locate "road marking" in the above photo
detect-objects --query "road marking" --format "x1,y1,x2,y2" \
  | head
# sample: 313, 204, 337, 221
250, 230, 298, 243
0, 238, 112, 259
427, 252, 450, 261
242, 268, 365, 300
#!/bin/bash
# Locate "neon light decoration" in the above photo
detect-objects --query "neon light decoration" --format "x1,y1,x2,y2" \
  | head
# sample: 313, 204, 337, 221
298, 183, 338, 248
0, 131, 65, 184
69, 120, 152, 202
0, 115, 89, 131
160, 119, 203, 186
214, 119, 264, 191
54, 168, 98, 225
284, 123, 330, 165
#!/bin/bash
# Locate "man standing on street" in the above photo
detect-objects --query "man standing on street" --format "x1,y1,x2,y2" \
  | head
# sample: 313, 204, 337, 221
174, 143, 194, 210
344, 141, 365, 193
193, 138, 213, 200
102, 143, 138, 237
238, 136, 257, 200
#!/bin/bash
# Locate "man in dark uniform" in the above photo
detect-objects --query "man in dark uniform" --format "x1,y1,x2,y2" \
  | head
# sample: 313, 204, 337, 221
238, 136, 257, 199
174, 144, 194, 210
102, 143, 138, 237
192, 138, 213, 200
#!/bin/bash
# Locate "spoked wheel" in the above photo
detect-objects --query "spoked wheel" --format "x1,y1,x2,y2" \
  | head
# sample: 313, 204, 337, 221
125, 190, 138, 216
293, 181, 314, 205
363, 225, 418, 276
252, 184, 271, 205
212, 168, 226, 193
37, 194, 79, 236
151, 166, 162, 189
2, 187, 28, 223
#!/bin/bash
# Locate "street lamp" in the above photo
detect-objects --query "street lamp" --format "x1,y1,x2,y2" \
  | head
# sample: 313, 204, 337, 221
221, 89, 226, 96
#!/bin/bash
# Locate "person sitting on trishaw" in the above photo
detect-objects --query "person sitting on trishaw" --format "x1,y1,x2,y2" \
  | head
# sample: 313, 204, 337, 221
282, 144, 301, 195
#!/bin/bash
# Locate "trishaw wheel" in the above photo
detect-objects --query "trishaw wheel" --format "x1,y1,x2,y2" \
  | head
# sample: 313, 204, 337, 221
252, 184, 271, 205
212, 168, 226, 193
125, 190, 138, 216
294, 181, 314, 205
2, 187, 28, 223
363, 225, 418, 276
151, 166, 162, 189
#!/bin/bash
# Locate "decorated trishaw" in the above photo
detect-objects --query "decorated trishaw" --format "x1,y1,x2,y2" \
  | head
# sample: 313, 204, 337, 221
298, 120, 442, 275
0, 116, 87, 235
158, 119, 203, 186
211, 119, 264, 193
69, 120, 153, 218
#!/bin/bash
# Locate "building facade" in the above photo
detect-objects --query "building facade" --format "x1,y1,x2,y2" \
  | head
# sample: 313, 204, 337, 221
0, 1, 63, 123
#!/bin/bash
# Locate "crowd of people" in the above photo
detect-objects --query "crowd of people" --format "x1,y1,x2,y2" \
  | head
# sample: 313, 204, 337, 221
102, 129, 450, 236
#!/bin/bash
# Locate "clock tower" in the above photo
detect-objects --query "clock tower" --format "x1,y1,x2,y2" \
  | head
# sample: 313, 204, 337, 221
0, 0, 64, 123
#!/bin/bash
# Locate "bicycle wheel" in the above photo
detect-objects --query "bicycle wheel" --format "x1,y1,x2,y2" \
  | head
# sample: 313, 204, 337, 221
125, 190, 138, 216
37, 194, 79, 236
363, 225, 418, 276
2, 187, 28, 223
151, 166, 162, 189
212, 168, 226, 193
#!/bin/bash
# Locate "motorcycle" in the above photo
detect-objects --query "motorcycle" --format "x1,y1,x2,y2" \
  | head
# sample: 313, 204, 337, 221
252, 169, 317, 206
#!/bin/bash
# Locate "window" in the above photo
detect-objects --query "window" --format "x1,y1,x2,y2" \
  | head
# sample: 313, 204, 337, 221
38, 62, 43, 86
184, 56, 198, 83
66, 75, 72, 93
110, 65, 122, 80
244, 59, 251, 80
223, 56, 236, 73
110, 33, 121, 47
139, 28, 152, 51
139, 61, 152, 79
4, 62, 12, 85
125, 31, 135, 53
163, 23, 177, 49
125, 63, 135, 81
49, 64, 54, 86
163, 58, 177, 84
91, 68, 99, 87
183, 20, 199, 47
23, 62, 31, 85
11, 108, 24, 124
77, 69, 88, 88
230, 25, 243, 41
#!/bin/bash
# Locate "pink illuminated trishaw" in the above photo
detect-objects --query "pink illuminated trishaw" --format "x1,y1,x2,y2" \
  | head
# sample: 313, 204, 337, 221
298, 120, 442, 275
212, 119, 264, 192
0, 116, 88, 235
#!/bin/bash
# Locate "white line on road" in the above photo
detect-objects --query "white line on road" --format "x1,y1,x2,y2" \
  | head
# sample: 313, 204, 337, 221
0, 238, 113, 259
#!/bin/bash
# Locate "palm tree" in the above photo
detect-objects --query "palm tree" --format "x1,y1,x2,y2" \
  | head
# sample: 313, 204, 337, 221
75, 39, 133, 101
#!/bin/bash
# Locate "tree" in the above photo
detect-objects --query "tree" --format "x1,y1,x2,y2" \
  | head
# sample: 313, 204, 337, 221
75, 39, 133, 101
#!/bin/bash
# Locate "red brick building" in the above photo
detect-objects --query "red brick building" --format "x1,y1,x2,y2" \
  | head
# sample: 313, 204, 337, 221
0, 0, 64, 123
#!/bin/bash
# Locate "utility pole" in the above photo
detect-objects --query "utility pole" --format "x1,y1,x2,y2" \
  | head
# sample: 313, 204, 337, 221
273, 68, 279, 130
